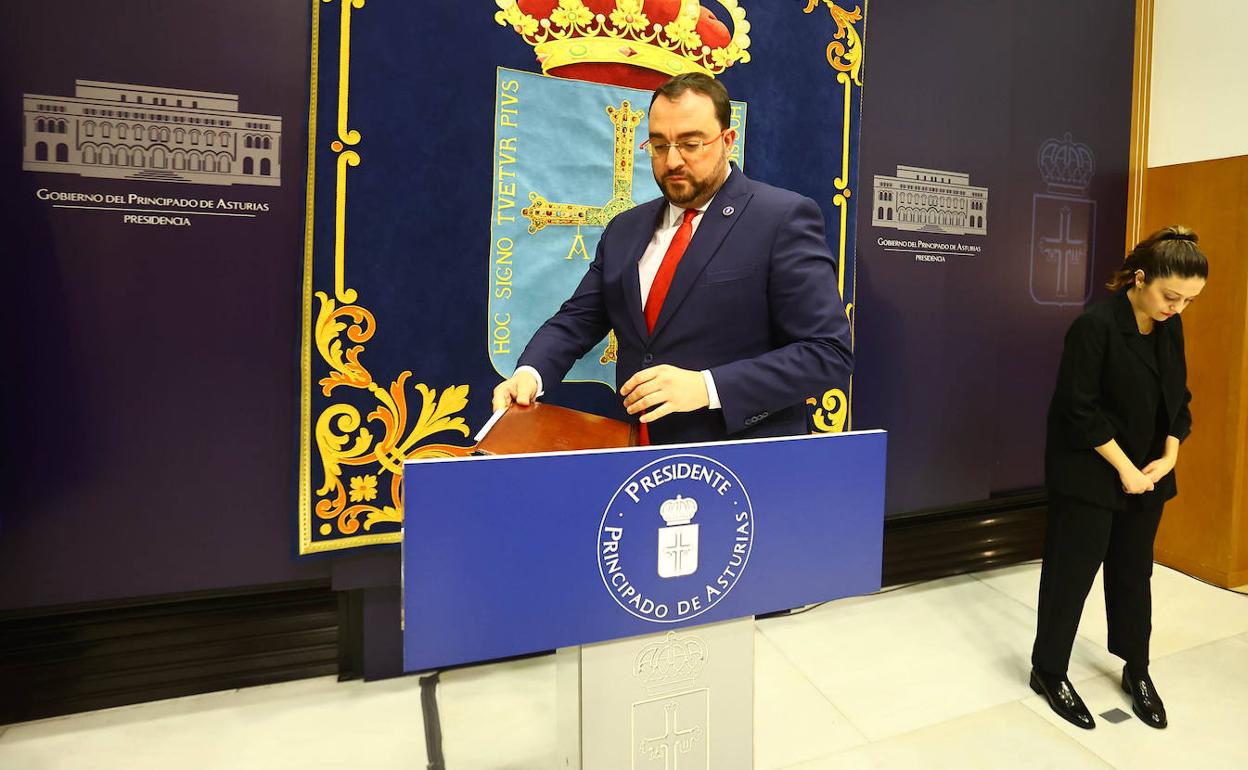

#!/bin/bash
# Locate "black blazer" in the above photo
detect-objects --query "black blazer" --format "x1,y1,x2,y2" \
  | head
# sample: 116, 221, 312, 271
1045, 291, 1192, 510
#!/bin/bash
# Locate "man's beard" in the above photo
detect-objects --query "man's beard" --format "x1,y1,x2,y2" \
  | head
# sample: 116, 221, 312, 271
657, 150, 728, 206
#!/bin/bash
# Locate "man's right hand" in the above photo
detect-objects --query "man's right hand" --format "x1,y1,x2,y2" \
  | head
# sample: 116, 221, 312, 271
491, 370, 539, 412
1120, 466, 1155, 495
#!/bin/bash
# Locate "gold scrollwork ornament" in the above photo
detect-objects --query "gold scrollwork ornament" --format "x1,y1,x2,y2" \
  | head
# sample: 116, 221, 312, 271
809, 387, 848, 433
803, 1, 864, 86
312, 292, 472, 538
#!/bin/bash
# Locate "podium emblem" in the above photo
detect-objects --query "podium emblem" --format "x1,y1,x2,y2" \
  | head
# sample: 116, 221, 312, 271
657, 496, 699, 578
598, 454, 754, 624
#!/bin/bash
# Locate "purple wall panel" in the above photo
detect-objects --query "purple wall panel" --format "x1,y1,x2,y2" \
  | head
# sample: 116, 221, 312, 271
854, 0, 1134, 513
0, 0, 329, 610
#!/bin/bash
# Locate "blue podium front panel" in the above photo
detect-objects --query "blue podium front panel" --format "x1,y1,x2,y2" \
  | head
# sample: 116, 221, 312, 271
402, 430, 886, 671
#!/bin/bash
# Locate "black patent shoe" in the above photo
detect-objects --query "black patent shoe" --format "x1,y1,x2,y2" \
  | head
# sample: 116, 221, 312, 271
1030, 668, 1096, 729
1122, 667, 1167, 729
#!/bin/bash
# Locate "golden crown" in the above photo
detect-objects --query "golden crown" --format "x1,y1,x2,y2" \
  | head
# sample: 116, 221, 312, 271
495, 0, 751, 81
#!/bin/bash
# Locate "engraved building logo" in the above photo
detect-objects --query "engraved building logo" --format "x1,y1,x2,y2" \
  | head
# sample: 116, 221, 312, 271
599, 455, 754, 624
872, 164, 988, 236
22, 79, 281, 187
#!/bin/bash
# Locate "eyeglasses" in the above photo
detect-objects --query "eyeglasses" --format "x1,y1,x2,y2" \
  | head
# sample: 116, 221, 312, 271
640, 129, 730, 159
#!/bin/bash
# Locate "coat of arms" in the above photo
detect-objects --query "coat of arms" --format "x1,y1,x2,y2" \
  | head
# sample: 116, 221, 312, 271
488, 1, 751, 386
1030, 132, 1097, 306
657, 495, 700, 578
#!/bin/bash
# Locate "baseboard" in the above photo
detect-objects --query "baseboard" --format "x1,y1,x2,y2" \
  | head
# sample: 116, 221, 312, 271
1155, 550, 1248, 589
881, 490, 1049, 586
0, 581, 338, 726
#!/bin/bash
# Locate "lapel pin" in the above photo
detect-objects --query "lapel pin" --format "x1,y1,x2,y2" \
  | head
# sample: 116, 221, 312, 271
722, 205, 735, 217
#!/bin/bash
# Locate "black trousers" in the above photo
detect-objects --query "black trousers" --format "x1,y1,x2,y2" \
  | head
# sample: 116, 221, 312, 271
1031, 493, 1164, 675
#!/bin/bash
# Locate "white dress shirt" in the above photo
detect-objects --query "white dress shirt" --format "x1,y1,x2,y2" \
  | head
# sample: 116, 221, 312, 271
517, 169, 731, 410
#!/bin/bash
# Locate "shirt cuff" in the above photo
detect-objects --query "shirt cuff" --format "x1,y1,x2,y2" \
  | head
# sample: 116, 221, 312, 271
514, 365, 545, 398
702, 369, 721, 410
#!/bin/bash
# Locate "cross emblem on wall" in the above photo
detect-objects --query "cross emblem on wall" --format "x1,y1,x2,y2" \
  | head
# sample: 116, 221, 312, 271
521, 99, 646, 364
1039, 205, 1086, 298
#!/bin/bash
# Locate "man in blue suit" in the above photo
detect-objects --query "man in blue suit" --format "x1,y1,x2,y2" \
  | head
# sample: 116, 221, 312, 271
492, 73, 852, 444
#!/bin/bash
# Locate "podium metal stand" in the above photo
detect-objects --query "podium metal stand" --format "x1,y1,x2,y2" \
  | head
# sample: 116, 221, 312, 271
556, 617, 753, 769
402, 429, 886, 768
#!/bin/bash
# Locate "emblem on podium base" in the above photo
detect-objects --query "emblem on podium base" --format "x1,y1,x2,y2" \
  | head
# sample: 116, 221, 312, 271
634, 691, 709, 770
631, 630, 711, 770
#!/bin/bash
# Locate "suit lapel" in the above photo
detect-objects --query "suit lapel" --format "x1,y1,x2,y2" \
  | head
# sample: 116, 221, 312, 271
1113, 291, 1159, 376
620, 198, 667, 342
650, 168, 752, 341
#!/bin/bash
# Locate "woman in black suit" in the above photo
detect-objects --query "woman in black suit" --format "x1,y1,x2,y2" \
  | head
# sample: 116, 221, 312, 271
1030, 225, 1209, 730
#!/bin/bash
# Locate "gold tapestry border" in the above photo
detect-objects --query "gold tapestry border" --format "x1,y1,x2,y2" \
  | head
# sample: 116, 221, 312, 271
303, 0, 401, 554
299, 0, 472, 555
804, 0, 865, 434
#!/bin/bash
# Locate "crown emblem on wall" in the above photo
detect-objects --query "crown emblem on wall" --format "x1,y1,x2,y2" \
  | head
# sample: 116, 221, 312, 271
633, 630, 709, 693
659, 494, 698, 526
495, 0, 751, 89
1037, 132, 1096, 195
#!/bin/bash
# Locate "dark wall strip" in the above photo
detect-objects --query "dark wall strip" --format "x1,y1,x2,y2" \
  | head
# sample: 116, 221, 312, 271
883, 490, 1048, 586
0, 581, 337, 725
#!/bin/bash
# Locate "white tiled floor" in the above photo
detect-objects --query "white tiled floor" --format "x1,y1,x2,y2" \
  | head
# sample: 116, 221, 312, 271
755, 575, 1123, 742
1020, 636, 1248, 770
785, 702, 1115, 770
2, 563, 1246, 769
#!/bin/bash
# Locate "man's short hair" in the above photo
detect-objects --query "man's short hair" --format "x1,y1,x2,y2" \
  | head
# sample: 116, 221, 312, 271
651, 73, 731, 130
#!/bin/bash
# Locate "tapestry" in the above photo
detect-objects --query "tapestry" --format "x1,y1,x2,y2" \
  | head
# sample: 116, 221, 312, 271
300, 0, 866, 554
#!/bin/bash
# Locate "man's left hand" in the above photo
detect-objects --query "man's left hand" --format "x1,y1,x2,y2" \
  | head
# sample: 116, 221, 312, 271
621, 365, 709, 424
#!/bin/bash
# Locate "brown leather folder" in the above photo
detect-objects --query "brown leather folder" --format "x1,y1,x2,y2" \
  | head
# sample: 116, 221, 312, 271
474, 402, 639, 455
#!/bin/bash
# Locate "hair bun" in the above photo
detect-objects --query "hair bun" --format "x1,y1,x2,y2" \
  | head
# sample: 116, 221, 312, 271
1164, 226, 1198, 243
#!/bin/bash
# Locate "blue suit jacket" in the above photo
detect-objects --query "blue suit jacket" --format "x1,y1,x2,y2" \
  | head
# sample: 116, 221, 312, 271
517, 166, 853, 444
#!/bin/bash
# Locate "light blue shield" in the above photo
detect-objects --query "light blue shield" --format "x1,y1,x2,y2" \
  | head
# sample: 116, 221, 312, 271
487, 68, 747, 386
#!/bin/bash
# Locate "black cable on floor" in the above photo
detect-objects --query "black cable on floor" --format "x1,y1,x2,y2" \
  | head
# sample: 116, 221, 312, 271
763, 559, 1243, 622
420, 672, 445, 770
761, 579, 922, 619
1161, 565, 1248, 597
763, 559, 1047, 619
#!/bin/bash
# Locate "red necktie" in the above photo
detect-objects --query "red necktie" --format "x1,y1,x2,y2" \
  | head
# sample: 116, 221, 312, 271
644, 208, 699, 333
639, 208, 698, 445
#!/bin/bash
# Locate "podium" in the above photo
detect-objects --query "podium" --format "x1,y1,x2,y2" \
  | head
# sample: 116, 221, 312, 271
402, 408, 886, 767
